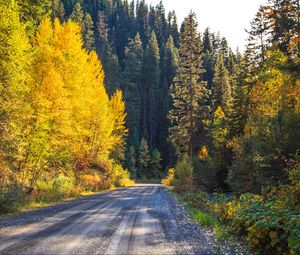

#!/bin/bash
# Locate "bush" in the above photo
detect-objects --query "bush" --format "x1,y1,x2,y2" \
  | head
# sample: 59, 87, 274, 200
182, 191, 210, 211
0, 185, 26, 213
161, 168, 175, 186
81, 174, 102, 191
174, 153, 194, 192
111, 164, 134, 187
179, 189, 300, 255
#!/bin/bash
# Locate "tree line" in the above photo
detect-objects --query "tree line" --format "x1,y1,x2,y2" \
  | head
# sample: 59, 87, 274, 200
0, 0, 131, 211
0, 0, 299, 204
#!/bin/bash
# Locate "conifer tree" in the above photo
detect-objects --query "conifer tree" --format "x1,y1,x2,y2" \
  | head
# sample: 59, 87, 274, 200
138, 138, 151, 178
101, 43, 121, 95
158, 35, 178, 166
83, 13, 95, 51
149, 149, 162, 178
122, 33, 143, 152
17, 0, 52, 36
212, 53, 232, 115
169, 12, 209, 157
52, 0, 65, 22
69, 2, 84, 27
142, 31, 160, 147
202, 28, 215, 89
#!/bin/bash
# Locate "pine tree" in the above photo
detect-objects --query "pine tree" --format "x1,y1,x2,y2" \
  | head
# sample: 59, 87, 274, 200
83, 13, 95, 51
138, 138, 151, 178
169, 12, 210, 158
17, 0, 52, 35
211, 106, 229, 188
142, 31, 160, 147
202, 28, 215, 89
122, 33, 143, 151
246, 6, 272, 65
212, 53, 232, 115
158, 35, 178, 166
52, 0, 65, 22
96, 11, 108, 51
101, 43, 121, 95
69, 2, 84, 27
149, 149, 162, 178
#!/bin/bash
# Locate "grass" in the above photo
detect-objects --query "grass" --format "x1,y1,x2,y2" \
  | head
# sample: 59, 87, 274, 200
188, 206, 218, 227
171, 190, 231, 242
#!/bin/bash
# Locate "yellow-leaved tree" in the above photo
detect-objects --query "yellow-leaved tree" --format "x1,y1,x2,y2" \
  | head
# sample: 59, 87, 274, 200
16, 18, 129, 191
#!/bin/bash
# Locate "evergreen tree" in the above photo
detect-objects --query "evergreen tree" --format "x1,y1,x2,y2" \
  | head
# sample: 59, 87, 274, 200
142, 31, 160, 147
149, 149, 163, 178
69, 2, 84, 27
101, 43, 121, 95
17, 0, 52, 35
210, 106, 229, 189
212, 53, 232, 115
122, 33, 144, 171
169, 12, 210, 158
83, 12, 95, 51
96, 10, 108, 51
52, 0, 65, 22
202, 28, 215, 89
138, 138, 151, 178
158, 35, 178, 166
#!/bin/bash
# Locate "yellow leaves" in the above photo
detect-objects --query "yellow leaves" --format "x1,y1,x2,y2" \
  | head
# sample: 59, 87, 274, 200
161, 168, 175, 186
214, 106, 225, 119
25, 18, 128, 181
199, 146, 209, 161
250, 50, 298, 117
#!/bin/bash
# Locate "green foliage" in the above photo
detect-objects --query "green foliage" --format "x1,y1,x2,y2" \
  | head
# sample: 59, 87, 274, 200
169, 12, 210, 157
0, 185, 26, 214
179, 189, 300, 255
137, 138, 151, 178
149, 149, 162, 179
189, 207, 218, 228
174, 154, 193, 192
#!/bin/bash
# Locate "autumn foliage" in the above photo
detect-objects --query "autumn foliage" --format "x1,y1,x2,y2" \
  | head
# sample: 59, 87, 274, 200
0, 3, 131, 212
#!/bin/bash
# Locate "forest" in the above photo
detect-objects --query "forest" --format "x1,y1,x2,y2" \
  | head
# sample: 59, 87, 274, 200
0, 0, 299, 253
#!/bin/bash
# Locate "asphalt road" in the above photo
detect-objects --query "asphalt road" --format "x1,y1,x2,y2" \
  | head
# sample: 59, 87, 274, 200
0, 184, 221, 255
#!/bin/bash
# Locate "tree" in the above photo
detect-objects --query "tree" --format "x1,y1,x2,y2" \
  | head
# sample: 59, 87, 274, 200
122, 33, 144, 171
0, 0, 32, 180
210, 106, 229, 189
149, 149, 162, 178
142, 31, 160, 147
82, 13, 95, 51
212, 53, 232, 115
101, 43, 121, 95
169, 12, 210, 158
69, 2, 84, 27
174, 153, 193, 192
52, 0, 65, 22
202, 28, 215, 89
138, 138, 151, 178
17, 0, 52, 35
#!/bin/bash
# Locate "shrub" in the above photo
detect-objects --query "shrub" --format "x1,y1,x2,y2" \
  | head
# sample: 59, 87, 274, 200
0, 184, 26, 213
51, 174, 74, 196
111, 164, 134, 187
182, 191, 210, 211
161, 168, 175, 186
81, 174, 101, 191
174, 153, 193, 192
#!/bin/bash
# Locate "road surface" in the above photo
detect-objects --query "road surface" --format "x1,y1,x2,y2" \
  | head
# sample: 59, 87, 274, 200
0, 184, 230, 255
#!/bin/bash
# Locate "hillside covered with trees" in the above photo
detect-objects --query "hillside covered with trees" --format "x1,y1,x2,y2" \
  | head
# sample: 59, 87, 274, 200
0, 0, 299, 253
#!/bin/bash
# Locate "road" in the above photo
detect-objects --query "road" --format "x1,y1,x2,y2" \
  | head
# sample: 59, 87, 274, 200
0, 184, 223, 255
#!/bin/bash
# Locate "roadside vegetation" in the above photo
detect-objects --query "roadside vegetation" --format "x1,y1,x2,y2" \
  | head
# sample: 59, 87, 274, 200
0, 0, 299, 253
